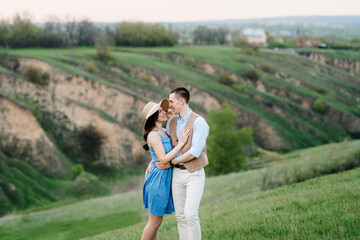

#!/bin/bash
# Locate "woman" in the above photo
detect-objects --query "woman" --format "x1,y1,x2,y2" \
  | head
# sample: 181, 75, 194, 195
141, 98, 190, 240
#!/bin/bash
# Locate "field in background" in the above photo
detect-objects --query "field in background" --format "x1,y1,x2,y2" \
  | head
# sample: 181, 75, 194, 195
8, 45, 360, 150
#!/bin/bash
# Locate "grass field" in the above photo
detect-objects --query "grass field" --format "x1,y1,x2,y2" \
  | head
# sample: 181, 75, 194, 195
87, 167, 360, 240
0, 140, 359, 240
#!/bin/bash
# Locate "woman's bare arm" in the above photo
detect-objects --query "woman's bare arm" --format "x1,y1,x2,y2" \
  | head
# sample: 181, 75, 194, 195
148, 127, 190, 164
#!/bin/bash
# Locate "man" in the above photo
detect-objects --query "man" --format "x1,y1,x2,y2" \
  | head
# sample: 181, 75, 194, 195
156, 87, 209, 240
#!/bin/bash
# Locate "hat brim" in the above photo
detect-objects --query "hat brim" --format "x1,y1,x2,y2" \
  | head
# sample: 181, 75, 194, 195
159, 98, 169, 112
143, 98, 169, 129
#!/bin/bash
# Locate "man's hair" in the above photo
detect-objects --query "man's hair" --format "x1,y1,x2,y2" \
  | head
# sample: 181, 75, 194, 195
171, 87, 190, 104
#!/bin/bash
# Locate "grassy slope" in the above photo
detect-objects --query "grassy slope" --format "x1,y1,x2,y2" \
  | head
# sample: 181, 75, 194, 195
0, 140, 359, 240
310, 48, 360, 61
88, 167, 360, 240
112, 46, 359, 147
0, 154, 58, 215
7, 47, 360, 150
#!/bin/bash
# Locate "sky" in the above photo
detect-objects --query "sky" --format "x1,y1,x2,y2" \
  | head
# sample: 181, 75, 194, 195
1, 0, 359, 22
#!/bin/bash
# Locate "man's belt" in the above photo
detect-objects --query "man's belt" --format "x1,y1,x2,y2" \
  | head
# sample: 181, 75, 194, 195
174, 164, 187, 170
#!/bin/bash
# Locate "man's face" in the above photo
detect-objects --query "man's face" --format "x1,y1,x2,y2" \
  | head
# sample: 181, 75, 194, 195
169, 93, 183, 114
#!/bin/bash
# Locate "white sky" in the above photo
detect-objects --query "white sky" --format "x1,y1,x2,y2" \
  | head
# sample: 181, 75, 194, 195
1, 0, 359, 22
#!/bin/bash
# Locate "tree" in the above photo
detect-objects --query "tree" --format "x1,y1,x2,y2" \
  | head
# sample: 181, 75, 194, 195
9, 13, 41, 48
65, 16, 77, 46
0, 20, 10, 47
77, 19, 97, 46
192, 26, 228, 45
77, 125, 105, 158
216, 27, 228, 45
206, 102, 253, 175
39, 16, 68, 47
115, 22, 178, 47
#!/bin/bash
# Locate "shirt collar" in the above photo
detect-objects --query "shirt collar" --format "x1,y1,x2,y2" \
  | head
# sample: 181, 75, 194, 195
177, 108, 192, 123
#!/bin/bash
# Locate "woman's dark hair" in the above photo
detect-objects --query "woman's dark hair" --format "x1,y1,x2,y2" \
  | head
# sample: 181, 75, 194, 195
143, 110, 159, 151
171, 87, 190, 104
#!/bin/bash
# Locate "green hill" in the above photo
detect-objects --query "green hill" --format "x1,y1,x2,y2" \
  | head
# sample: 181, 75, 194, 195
6, 46, 360, 150
0, 140, 359, 239
0, 45, 360, 215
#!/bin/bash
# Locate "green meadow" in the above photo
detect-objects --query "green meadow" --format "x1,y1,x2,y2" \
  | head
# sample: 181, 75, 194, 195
0, 140, 359, 240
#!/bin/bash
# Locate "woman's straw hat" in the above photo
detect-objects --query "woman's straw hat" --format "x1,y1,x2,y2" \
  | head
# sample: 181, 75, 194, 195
142, 98, 169, 121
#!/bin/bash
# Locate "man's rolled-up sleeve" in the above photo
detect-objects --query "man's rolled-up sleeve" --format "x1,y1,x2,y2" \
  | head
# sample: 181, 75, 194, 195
188, 117, 209, 158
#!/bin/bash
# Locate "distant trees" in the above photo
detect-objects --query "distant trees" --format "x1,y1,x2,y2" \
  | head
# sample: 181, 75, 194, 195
5, 13, 40, 48
77, 19, 97, 46
192, 25, 228, 45
206, 102, 253, 175
37, 16, 68, 47
115, 22, 178, 47
0, 14, 179, 48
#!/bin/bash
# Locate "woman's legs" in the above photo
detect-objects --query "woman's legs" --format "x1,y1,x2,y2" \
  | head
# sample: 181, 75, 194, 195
141, 213, 163, 240
151, 231, 158, 240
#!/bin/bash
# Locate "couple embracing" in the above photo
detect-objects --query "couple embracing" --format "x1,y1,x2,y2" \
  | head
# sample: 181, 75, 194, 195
141, 87, 209, 240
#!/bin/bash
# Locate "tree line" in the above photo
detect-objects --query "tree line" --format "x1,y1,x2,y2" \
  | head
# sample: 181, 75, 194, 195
0, 13, 179, 48
192, 25, 229, 45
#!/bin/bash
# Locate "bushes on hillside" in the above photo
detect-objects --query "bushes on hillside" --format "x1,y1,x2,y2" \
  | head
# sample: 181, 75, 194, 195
216, 72, 235, 86
233, 39, 259, 55
77, 125, 105, 158
84, 63, 97, 73
307, 84, 328, 95
313, 99, 325, 114
206, 102, 253, 175
233, 55, 246, 63
259, 63, 275, 74
183, 56, 197, 68
23, 66, 50, 86
94, 45, 114, 64
69, 172, 109, 198
232, 83, 253, 97
243, 69, 259, 82
115, 61, 130, 74
325, 58, 335, 66
71, 164, 85, 180
137, 73, 152, 83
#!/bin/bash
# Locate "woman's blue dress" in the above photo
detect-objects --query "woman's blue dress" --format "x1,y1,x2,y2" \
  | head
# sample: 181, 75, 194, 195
143, 131, 175, 217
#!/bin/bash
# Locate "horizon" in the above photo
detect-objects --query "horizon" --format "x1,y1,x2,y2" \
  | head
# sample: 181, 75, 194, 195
2, 14, 360, 24
1, 0, 360, 23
